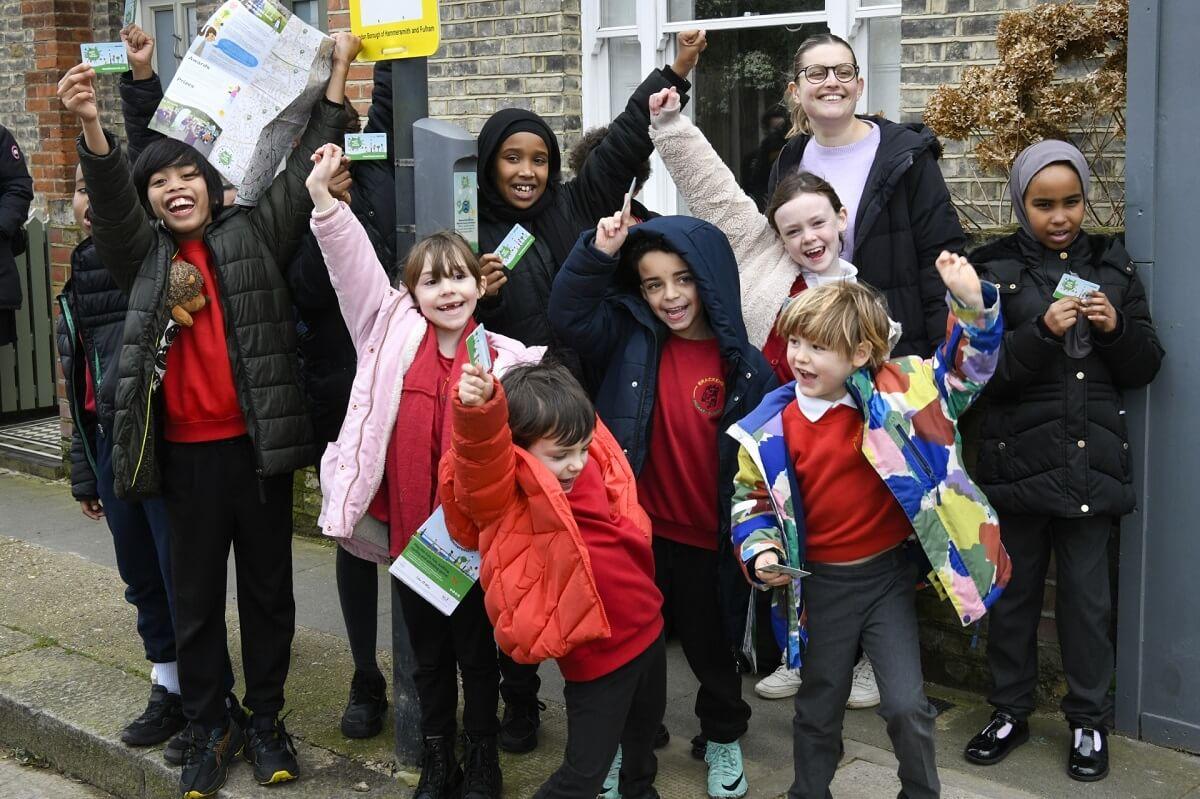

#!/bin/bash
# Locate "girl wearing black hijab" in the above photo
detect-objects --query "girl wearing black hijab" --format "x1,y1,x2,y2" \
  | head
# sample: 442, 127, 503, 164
475, 31, 706, 759
474, 32, 705, 357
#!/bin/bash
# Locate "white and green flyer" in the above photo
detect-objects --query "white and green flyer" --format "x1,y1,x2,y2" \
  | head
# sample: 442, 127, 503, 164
389, 506, 481, 616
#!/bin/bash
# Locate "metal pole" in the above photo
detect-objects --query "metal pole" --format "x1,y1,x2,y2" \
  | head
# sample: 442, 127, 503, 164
389, 55, 428, 766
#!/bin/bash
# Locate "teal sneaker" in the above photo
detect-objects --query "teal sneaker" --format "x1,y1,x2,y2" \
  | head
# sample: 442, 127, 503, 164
600, 745, 622, 799
705, 739, 748, 798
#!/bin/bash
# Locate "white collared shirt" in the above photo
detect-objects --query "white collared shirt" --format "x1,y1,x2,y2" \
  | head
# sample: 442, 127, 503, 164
794, 385, 857, 423
801, 258, 858, 290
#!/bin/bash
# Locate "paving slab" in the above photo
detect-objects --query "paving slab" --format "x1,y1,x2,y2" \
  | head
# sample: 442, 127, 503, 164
2, 468, 1200, 798
0, 751, 116, 798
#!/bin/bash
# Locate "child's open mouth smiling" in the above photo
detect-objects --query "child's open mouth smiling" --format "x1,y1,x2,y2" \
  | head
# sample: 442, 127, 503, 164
167, 196, 196, 218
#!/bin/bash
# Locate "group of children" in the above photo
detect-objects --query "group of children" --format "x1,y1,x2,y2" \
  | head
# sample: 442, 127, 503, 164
52, 20, 1161, 799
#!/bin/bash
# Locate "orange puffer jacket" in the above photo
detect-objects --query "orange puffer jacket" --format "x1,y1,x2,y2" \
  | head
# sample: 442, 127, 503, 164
438, 384, 651, 664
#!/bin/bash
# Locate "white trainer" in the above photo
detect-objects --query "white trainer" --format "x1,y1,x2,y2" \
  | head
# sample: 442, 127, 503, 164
847, 656, 881, 709
754, 654, 802, 699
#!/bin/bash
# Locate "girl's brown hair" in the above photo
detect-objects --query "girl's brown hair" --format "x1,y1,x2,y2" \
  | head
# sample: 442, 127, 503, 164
784, 32, 858, 138
766, 171, 845, 234
400, 231, 483, 295
774, 281, 892, 370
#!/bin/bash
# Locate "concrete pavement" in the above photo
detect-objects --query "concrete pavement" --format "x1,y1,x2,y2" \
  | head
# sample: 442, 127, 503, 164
1, 467, 1197, 798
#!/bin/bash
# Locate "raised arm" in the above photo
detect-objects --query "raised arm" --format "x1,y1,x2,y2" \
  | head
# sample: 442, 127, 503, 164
648, 87, 780, 273
929, 252, 1001, 419
307, 145, 401, 349
441, 369, 519, 546
547, 217, 633, 366
59, 64, 155, 293
248, 32, 361, 268
118, 24, 165, 165
564, 33, 702, 223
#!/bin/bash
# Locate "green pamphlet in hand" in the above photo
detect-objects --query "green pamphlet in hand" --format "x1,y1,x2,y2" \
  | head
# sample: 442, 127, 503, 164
81, 43, 130, 74
466, 324, 492, 372
1052, 271, 1100, 300
389, 507, 481, 617
344, 132, 387, 161
495, 223, 535, 270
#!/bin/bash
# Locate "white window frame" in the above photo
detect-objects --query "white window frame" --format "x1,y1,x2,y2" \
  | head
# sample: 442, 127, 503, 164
581, 0, 901, 214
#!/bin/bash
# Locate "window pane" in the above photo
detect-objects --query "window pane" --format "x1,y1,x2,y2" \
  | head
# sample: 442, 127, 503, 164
669, 0, 823, 23
688, 23, 826, 209
154, 8, 179, 86
293, 0, 319, 26
859, 0, 897, 6
600, 0, 636, 28
607, 36, 642, 121
865, 16, 900, 121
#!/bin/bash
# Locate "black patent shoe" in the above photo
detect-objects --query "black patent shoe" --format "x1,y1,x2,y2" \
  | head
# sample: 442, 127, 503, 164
1068, 726, 1109, 782
963, 711, 1029, 765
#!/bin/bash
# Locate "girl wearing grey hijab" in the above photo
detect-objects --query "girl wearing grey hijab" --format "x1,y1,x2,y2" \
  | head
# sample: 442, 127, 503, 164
960, 139, 1164, 783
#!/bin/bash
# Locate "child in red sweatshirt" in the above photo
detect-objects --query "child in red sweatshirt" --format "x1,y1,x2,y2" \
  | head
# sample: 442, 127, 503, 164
440, 361, 665, 799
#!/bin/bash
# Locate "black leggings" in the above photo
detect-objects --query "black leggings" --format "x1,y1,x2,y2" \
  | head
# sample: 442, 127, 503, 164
336, 545, 382, 676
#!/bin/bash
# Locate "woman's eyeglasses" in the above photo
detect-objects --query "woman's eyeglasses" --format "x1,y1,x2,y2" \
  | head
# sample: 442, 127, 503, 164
797, 63, 859, 84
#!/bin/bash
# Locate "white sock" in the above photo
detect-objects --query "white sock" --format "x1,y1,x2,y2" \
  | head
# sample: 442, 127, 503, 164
1073, 728, 1102, 751
154, 661, 181, 695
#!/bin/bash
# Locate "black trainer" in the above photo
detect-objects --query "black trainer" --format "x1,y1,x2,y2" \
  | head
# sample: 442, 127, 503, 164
243, 713, 300, 785
498, 700, 543, 754
164, 724, 194, 767
414, 735, 463, 799
461, 732, 502, 799
122, 684, 187, 746
340, 669, 387, 739
179, 718, 244, 799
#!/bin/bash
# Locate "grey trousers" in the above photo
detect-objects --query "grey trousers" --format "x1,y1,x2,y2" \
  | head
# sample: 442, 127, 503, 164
788, 547, 940, 799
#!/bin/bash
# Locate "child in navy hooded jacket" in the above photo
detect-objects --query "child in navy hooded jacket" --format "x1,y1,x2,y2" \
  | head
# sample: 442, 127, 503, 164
550, 210, 777, 799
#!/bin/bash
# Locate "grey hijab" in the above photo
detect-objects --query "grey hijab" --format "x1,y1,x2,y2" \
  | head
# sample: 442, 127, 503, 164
1009, 139, 1093, 358
1009, 139, 1091, 237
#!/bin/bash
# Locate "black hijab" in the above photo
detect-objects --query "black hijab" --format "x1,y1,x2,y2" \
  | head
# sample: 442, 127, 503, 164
477, 108, 576, 264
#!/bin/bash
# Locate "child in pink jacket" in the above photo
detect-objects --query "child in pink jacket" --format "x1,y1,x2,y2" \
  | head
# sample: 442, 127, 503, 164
306, 144, 544, 799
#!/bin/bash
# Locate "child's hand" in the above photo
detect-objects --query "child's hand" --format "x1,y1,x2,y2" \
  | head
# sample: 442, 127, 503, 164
1083, 291, 1118, 334
672, 29, 707, 77
121, 23, 154, 80
594, 206, 633, 257
753, 550, 791, 588
458, 363, 495, 407
331, 32, 362, 71
307, 143, 347, 212
1043, 297, 1080, 337
935, 250, 983, 310
79, 498, 104, 521
648, 87, 682, 125
58, 64, 100, 125
329, 158, 353, 205
479, 253, 507, 297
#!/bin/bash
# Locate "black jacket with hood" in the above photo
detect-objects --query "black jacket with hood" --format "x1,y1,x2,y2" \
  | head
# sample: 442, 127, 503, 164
77, 99, 345, 499
549, 215, 779, 647
475, 66, 691, 352
969, 231, 1163, 518
767, 116, 966, 358
286, 62, 397, 449
0, 124, 34, 342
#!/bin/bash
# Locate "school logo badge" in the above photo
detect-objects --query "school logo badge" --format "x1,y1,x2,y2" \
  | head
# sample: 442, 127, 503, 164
10, 145, 18, 161
692, 376, 725, 418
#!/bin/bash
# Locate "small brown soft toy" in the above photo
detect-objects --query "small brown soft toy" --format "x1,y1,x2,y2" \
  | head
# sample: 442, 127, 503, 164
166, 261, 207, 327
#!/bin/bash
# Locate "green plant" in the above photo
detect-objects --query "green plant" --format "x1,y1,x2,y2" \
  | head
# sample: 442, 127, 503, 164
923, 0, 1127, 230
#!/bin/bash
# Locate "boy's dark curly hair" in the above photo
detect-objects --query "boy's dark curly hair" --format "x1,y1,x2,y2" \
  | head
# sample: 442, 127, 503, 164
568, 125, 652, 192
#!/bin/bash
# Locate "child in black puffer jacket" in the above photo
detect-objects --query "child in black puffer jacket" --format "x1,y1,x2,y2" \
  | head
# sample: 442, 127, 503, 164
962, 140, 1163, 783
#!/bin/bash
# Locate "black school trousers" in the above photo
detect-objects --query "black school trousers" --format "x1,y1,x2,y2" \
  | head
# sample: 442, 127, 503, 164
395, 579, 500, 739
986, 513, 1116, 729
533, 635, 666, 799
654, 536, 751, 743
163, 436, 295, 728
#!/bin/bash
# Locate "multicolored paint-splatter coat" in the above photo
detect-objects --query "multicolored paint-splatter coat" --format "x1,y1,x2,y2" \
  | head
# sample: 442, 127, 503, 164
728, 285, 1011, 668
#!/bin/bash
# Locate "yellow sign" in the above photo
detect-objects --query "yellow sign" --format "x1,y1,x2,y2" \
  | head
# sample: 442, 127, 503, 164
350, 0, 440, 61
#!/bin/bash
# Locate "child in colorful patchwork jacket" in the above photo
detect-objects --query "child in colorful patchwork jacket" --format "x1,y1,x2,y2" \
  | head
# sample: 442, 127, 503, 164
729, 253, 1011, 799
